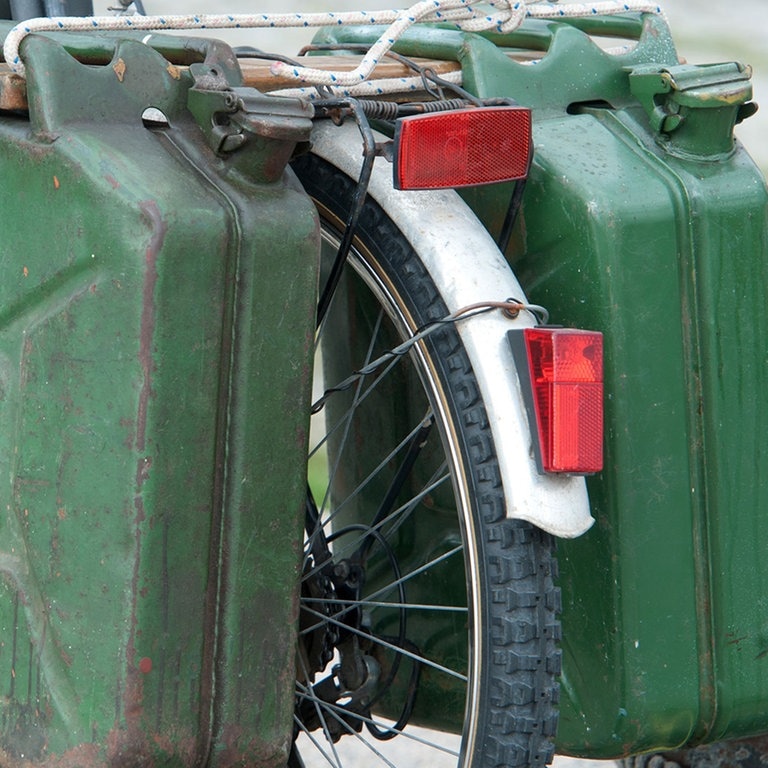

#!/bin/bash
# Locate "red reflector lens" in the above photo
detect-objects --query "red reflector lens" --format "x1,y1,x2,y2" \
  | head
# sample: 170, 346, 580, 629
521, 328, 603, 474
393, 106, 532, 190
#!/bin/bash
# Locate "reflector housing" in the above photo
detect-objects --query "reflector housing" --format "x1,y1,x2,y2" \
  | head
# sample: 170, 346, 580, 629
509, 327, 604, 474
393, 106, 532, 190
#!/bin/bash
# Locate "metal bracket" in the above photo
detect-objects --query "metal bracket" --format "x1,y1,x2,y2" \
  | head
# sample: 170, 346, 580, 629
187, 64, 314, 156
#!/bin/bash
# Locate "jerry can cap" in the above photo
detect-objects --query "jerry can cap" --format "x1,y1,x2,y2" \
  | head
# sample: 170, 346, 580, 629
629, 61, 756, 158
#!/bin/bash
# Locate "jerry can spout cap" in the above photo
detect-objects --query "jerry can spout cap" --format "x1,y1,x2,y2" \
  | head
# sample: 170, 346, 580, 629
629, 61, 756, 160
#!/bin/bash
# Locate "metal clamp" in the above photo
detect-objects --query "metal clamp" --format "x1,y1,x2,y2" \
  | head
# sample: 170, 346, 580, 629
187, 64, 314, 156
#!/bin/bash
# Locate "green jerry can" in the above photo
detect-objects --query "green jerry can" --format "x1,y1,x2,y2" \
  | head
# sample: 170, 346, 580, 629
0, 30, 319, 766
318, 8, 768, 762
475, 16, 768, 761
494, 21, 768, 760
1, 5, 768, 768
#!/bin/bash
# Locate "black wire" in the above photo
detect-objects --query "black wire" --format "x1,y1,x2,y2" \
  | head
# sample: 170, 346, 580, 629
295, 43, 499, 107
233, 46, 303, 68
305, 486, 335, 580
357, 417, 433, 563
365, 636, 422, 741
326, 524, 411, 719
311, 99, 377, 328
287, 741, 306, 768
310, 306, 495, 415
497, 177, 528, 254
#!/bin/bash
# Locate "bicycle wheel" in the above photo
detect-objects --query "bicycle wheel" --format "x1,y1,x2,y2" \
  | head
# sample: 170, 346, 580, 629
291, 152, 561, 768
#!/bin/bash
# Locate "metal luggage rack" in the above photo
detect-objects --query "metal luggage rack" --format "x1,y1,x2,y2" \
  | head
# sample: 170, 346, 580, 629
0, 0, 666, 84
0, 0, 666, 115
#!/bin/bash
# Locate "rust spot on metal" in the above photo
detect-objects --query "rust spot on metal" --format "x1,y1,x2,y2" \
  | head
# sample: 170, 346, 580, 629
118, 201, 167, 763
216, 724, 291, 768
135, 456, 153, 490
125, 492, 146, 732
0, 743, 101, 768
135, 200, 165, 453
119, 417, 135, 451
113, 58, 127, 83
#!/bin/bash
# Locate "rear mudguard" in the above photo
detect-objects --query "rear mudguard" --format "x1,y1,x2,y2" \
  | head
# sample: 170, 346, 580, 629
307, 121, 593, 538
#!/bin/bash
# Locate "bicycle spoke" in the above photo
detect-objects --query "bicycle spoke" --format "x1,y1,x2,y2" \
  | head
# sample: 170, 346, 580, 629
300, 543, 464, 637
310, 304, 386, 462
293, 716, 340, 768
357, 543, 464, 607
301, 604, 468, 683
295, 685, 400, 768
301, 465, 450, 589
317, 307, 385, 515
316, 411, 434, 539
309, 344, 403, 461
375, 462, 449, 543
301, 597, 467, 613
294, 688, 461, 759
296, 652, 345, 768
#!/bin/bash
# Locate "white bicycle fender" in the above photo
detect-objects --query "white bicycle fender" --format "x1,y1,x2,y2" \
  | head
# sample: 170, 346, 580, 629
308, 122, 594, 538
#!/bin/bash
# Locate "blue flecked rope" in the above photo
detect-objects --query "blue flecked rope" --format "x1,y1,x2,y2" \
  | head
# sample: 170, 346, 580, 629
3, 0, 664, 83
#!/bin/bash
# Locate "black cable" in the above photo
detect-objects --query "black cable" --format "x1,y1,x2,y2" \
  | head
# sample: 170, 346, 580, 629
497, 177, 528, 254
313, 99, 377, 328
233, 46, 302, 68
327, 524, 409, 709
365, 636, 422, 740
328, 522, 423, 739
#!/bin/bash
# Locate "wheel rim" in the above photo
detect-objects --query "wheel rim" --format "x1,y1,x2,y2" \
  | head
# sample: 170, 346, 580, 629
294, 218, 482, 767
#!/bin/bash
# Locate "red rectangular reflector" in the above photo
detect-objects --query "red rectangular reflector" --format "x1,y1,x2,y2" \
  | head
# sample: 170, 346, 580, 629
393, 106, 532, 190
509, 327, 603, 474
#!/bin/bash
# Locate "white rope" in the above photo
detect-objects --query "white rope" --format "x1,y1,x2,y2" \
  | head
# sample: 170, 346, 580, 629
526, 1, 663, 18
272, 69, 464, 100
2, 0, 664, 82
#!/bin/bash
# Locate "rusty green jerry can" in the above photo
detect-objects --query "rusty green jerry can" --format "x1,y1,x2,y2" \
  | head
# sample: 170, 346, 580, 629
0, 30, 318, 765
319, 10, 768, 760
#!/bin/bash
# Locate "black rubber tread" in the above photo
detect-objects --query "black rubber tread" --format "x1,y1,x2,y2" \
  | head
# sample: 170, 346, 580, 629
292, 152, 560, 768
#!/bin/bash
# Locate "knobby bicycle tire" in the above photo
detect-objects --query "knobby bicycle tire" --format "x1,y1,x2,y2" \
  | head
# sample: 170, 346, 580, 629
291, 152, 561, 768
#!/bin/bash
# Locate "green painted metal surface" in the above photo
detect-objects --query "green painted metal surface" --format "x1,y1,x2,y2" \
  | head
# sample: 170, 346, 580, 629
519, 99, 768, 760
0, 33, 318, 766
320, 12, 768, 758
1, 8, 767, 763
